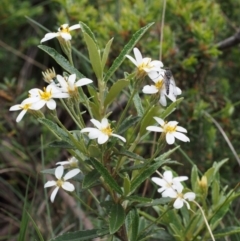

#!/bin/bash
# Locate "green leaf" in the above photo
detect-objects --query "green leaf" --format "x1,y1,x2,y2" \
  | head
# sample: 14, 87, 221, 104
123, 175, 131, 196
124, 196, 152, 203
117, 149, 146, 162
212, 178, 220, 207
104, 79, 130, 107
79, 21, 98, 45
49, 228, 109, 241
129, 84, 144, 116
185, 211, 203, 239
103, 22, 155, 82
82, 169, 101, 189
154, 146, 180, 161
191, 165, 199, 193
102, 37, 114, 69
160, 97, 184, 119
38, 118, 86, 154
128, 209, 139, 241
136, 197, 172, 207
89, 158, 123, 194
83, 32, 102, 80
118, 116, 141, 134
109, 203, 125, 234
87, 85, 99, 105
130, 160, 166, 193
38, 45, 85, 79
140, 106, 161, 136
213, 226, 240, 238
49, 141, 74, 149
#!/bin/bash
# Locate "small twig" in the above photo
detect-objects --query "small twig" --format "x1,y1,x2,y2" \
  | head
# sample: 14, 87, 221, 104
216, 29, 240, 50
204, 111, 240, 166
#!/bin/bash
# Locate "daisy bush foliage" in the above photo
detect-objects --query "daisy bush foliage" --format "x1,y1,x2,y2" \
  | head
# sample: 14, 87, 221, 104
10, 21, 240, 241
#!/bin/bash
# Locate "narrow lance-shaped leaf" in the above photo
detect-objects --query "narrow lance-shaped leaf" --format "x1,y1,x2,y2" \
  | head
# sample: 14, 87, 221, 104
109, 203, 125, 234
83, 32, 103, 80
102, 37, 114, 70
103, 22, 155, 83
49, 229, 109, 241
89, 158, 123, 194
104, 79, 130, 107
79, 21, 98, 45
38, 45, 85, 79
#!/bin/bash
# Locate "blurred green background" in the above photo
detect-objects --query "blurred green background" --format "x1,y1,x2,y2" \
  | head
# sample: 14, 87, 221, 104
1, 0, 240, 240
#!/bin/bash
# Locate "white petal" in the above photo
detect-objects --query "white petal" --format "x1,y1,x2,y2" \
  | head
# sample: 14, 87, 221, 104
153, 117, 164, 126
44, 180, 57, 188
184, 192, 196, 201
16, 110, 27, 122
60, 32, 72, 41
176, 126, 187, 133
163, 171, 173, 183
142, 85, 158, 94
173, 198, 184, 209
162, 189, 177, 198
29, 88, 41, 96
166, 133, 175, 145
75, 78, 93, 87
133, 48, 143, 65
167, 92, 177, 102
173, 176, 188, 182
68, 74, 76, 86
90, 119, 102, 129
69, 24, 81, 31
146, 126, 163, 132
101, 118, 109, 128
159, 94, 167, 106
111, 133, 126, 142
151, 60, 164, 68
57, 75, 68, 89
151, 177, 167, 188
9, 104, 22, 111
174, 87, 182, 95
88, 129, 102, 139
53, 92, 69, 98
55, 165, 64, 179
41, 33, 59, 43
56, 161, 70, 166
31, 100, 46, 110
167, 121, 178, 126
97, 134, 109, 144
81, 127, 97, 134
46, 99, 56, 110
125, 55, 138, 66
62, 182, 75, 192
50, 187, 59, 203
64, 168, 80, 180
148, 71, 163, 80
173, 132, 190, 142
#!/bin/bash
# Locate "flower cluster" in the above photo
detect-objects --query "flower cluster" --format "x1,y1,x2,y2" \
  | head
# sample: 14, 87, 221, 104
152, 171, 196, 209
9, 73, 93, 122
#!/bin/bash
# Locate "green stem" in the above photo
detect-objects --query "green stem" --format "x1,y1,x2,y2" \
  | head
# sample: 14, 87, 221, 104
116, 88, 137, 131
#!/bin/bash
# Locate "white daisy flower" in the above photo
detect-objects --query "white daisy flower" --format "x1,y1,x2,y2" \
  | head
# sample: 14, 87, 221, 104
125, 48, 163, 77
9, 98, 38, 122
81, 118, 126, 144
164, 184, 196, 209
44, 165, 80, 203
56, 156, 78, 168
146, 117, 190, 145
143, 71, 182, 106
57, 74, 93, 95
28, 84, 69, 110
40, 23, 81, 43
151, 170, 188, 197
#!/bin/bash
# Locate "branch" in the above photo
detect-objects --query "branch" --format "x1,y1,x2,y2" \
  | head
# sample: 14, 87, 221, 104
217, 29, 240, 50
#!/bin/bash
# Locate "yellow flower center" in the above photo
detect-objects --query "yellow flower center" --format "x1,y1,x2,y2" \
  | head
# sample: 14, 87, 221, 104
22, 103, 31, 110
101, 125, 113, 136
177, 193, 184, 199
59, 25, 70, 33
39, 87, 52, 101
56, 179, 64, 187
164, 122, 177, 133
155, 79, 164, 90
138, 59, 152, 72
